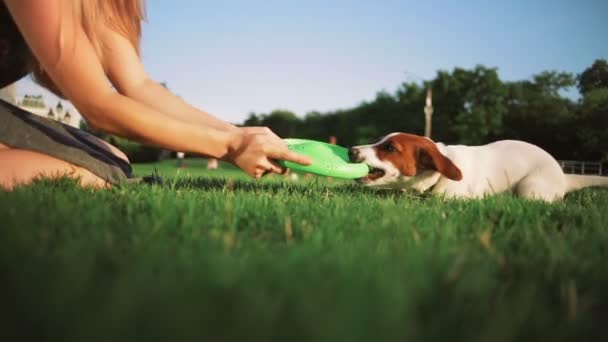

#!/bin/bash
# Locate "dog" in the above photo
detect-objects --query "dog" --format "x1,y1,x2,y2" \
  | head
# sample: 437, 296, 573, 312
349, 133, 608, 202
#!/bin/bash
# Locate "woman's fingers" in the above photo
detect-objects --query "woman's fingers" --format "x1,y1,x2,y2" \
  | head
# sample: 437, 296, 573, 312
251, 130, 312, 166
253, 169, 265, 179
267, 159, 287, 174
252, 159, 286, 179
271, 148, 312, 166
230, 126, 312, 179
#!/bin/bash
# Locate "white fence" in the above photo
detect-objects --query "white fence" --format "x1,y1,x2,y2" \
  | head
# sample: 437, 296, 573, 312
558, 160, 604, 176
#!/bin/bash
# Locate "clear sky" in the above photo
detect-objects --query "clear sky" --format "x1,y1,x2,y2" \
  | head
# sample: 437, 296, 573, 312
16, 0, 608, 124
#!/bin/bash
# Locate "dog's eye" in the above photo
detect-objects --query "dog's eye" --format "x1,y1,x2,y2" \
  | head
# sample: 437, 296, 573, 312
382, 143, 397, 153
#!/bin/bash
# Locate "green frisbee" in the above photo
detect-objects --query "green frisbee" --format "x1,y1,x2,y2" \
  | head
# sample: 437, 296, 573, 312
278, 139, 369, 179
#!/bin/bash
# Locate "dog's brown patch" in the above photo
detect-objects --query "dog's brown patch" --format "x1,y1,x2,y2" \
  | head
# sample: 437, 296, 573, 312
374, 133, 462, 181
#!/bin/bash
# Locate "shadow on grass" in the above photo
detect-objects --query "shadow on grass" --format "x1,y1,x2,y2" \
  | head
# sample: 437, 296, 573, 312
137, 175, 426, 200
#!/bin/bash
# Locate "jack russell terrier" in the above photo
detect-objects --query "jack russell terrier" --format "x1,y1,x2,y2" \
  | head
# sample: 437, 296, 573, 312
349, 133, 608, 202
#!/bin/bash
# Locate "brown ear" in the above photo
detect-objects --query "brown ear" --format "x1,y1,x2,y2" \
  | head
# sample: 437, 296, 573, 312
417, 146, 462, 181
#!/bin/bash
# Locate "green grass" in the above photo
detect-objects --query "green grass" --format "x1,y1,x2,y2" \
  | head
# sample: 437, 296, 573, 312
1, 159, 608, 341
133, 158, 247, 179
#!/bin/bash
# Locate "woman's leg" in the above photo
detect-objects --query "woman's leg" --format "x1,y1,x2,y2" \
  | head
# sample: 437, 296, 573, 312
0, 147, 110, 190
0, 132, 131, 191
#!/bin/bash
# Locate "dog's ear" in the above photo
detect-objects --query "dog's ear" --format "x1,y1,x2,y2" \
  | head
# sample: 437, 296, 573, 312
417, 145, 462, 181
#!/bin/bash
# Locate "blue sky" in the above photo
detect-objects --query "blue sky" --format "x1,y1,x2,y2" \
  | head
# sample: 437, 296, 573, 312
16, 0, 608, 124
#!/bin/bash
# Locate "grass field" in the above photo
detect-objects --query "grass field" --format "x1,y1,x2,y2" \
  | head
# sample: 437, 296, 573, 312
2, 158, 608, 341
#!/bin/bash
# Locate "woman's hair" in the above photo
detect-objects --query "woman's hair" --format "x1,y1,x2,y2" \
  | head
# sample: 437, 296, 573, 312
32, 1, 146, 97
0, 1, 35, 89
77, 0, 146, 57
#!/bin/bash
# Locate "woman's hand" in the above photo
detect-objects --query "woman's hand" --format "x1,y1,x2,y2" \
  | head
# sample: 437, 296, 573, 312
226, 127, 312, 179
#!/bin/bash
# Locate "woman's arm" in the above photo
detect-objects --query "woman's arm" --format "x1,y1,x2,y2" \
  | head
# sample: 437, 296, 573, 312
6, 1, 234, 158
5, 0, 310, 176
100, 24, 238, 132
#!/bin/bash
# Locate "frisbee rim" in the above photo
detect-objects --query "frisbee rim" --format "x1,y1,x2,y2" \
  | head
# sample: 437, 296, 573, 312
278, 139, 369, 179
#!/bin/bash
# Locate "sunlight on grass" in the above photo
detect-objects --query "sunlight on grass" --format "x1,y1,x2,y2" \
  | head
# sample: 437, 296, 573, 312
1, 165, 607, 341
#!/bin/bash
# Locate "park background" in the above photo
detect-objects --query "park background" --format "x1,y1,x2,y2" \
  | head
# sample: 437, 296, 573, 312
1, 0, 606, 166
3, 2, 608, 341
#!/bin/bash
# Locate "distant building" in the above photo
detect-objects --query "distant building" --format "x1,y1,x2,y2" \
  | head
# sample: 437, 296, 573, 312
19, 94, 50, 116
51, 101, 72, 124
2, 82, 80, 127
0, 83, 17, 104
63, 110, 72, 124
18, 95, 78, 127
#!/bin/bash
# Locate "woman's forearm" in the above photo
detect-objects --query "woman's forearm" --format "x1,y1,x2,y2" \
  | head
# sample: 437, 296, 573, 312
124, 79, 238, 133
81, 92, 237, 159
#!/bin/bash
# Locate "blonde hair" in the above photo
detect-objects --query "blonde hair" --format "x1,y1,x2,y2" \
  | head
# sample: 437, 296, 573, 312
34, 0, 146, 97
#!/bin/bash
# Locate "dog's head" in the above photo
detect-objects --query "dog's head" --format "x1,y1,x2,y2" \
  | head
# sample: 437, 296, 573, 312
349, 133, 462, 186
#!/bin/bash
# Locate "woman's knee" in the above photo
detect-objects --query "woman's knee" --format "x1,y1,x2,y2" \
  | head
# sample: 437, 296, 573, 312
0, 149, 109, 190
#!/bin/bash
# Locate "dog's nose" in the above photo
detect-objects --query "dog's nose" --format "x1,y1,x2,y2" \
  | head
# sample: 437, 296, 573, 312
348, 148, 359, 162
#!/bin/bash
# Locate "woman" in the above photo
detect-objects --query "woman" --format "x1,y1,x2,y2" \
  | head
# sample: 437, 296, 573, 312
0, 0, 310, 190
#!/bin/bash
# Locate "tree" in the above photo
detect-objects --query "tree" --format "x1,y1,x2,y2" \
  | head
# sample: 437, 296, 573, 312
299, 111, 326, 140
354, 125, 380, 145
430, 65, 507, 144
533, 71, 576, 97
395, 82, 425, 135
259, 110, 300, 138
243, 113, 261, 126
578, 59, 608, 95
79, 118, 88, 131
237, 64, 596, 160
575, 88, 608, 161
501, 71, 576, 159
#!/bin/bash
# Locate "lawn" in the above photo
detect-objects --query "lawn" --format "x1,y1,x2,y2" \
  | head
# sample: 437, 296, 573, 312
1, 158, 608, 341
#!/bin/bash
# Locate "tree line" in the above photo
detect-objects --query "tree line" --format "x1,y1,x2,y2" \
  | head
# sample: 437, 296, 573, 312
244, 59, 608, 161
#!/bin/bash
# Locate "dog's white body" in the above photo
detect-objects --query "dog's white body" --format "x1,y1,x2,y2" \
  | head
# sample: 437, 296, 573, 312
352, 134, 608, 202
428, 140, 591, 201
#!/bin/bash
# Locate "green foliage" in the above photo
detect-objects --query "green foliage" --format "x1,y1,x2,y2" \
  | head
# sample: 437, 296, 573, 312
246, 62, 604, 162
533, 71, 576, 97
432, 65, 507, 144
261, 110, 299, 137
1, 170, 608, 341
502, 71, 577, 159
575, 88, 608, 161
578, 59, 608, 95
244, 110, 299, 137
354, 125, 380, 145
78, 119, 164, 163
243, 112, 261, 126
106, 136, 164, 163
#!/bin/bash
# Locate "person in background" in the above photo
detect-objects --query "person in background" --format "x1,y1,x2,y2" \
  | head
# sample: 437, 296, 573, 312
206, 158, 219, 170
0, 0, 310, 190
176, 152, 185, 168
